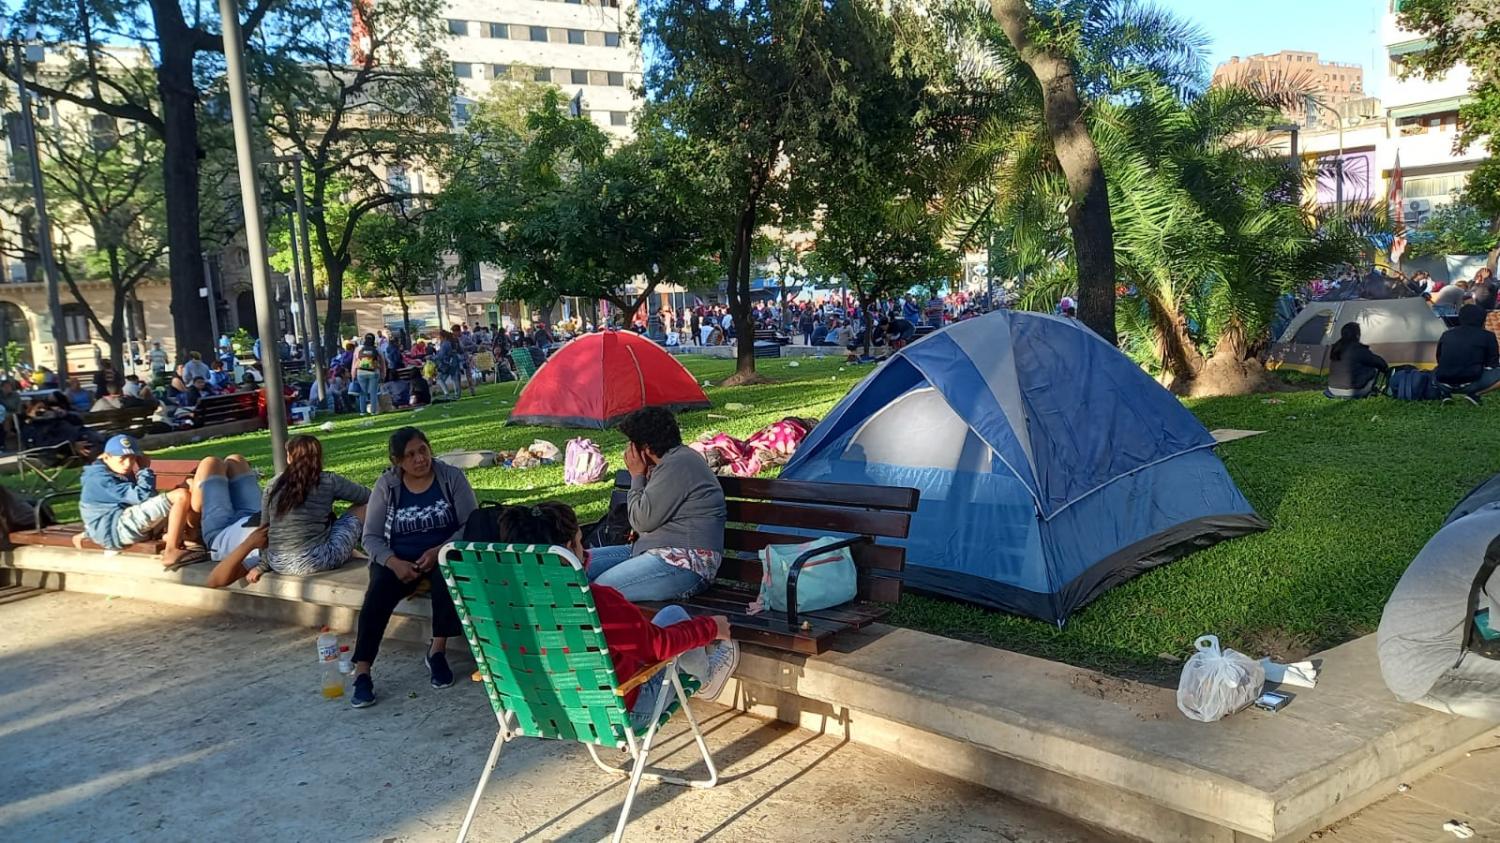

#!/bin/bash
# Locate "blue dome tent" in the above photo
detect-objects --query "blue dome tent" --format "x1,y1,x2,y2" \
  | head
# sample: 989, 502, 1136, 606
781, 310, 1267, 624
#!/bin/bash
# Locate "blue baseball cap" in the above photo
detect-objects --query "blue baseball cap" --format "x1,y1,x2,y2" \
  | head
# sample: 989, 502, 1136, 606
103, 434, 141, 457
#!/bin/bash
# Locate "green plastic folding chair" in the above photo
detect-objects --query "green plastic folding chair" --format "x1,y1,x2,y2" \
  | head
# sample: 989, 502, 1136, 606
439, 541, 719, 843
508, 348, 538, 384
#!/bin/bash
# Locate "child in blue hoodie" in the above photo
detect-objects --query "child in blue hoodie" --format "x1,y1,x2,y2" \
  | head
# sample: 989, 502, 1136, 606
79, 435, 194, 567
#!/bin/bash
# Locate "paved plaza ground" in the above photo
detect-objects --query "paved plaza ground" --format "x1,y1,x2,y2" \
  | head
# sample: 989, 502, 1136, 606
0, 588, 1105, 842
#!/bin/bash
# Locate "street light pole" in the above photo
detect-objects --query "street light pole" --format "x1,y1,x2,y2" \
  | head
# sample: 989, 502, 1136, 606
9, 43, 69, 383
219, 0, 288, 472
1268, 122, 1301, 205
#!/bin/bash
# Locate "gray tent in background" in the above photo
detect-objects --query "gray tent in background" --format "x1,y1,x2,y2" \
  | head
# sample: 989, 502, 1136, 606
1377, 493, 1500, 720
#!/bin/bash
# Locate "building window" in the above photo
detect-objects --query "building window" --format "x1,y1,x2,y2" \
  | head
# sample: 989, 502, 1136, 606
453, 101, 471, 125
453, 62, 473, 78
571, 69, 589, 85
607, 71, 624, 87
530, 25, 549, 42
566, 0, 582, 4
610, 110, 627, 126
0, 301, 31, 365
605, 31, 621, 47
491, 64, 510, 79
60, 303, 90, 345
533, 67, 551, 83
486, 22, 508, 38
447, 19, 468, 36
567, 28, 585, 45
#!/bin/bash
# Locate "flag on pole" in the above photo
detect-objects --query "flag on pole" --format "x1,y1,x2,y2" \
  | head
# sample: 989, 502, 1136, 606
1390, 151, 1407, 267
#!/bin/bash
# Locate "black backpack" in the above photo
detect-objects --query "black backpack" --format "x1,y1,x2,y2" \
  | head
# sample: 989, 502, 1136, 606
462, 501, 510, 542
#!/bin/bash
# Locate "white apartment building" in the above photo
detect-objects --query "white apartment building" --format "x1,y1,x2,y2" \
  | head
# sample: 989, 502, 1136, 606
1378, 0, 1487, 227
441, 0, 643, 137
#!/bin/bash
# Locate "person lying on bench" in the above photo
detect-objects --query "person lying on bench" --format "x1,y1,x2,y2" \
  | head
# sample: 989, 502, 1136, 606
262, 434, 369, 575
187, 454, 272, 588
498, 502, 739, 723
80, 435, 194, 567
588, 407, 727, 601
1436, 304, 1500, 406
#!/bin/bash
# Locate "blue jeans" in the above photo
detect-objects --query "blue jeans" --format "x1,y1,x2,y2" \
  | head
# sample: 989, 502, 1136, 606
628, 605, 710, 729
587, 545, 706, 601
197, 473, 261, 548
355, 371, 381, 415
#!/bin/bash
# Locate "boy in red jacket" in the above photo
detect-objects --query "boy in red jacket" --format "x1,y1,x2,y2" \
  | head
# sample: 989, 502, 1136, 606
495, 503, 740, 724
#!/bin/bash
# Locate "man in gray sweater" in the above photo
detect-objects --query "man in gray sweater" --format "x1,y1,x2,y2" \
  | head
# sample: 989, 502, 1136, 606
587, 407, 727, 601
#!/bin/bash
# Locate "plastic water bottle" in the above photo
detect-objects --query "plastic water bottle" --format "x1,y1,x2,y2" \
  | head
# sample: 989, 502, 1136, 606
317, 627, 343, 699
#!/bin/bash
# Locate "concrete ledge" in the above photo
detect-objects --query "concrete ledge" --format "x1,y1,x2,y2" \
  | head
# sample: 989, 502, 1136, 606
5, 544, 1495, 842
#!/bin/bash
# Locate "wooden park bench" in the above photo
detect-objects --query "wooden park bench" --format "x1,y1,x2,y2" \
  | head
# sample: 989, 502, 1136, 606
9, 458, 202, 554
190, 390, 260, 429
82, 404, 162, 440
596, 470, 918, 654
754, 328, 790, 346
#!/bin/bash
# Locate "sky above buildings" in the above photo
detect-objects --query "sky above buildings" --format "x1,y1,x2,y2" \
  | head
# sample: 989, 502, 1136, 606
1156, 0, 1387, 97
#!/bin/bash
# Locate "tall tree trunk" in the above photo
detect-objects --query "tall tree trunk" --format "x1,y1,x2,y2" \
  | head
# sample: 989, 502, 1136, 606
1145, 293, 1202, 390
723, 204, 764, 385
991, 0, 1117, 345
108, 292, 127, 376
398, 289, 411, 340
157, 39, 213, 360
322, 259, 348, 354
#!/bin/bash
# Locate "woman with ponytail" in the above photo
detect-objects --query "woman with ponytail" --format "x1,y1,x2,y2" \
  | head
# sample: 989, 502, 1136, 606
262, 434, 371, 575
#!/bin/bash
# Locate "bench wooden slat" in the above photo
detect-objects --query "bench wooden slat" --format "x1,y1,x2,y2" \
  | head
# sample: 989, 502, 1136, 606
720, 476, 919, 513
9, 524, 164, 554
724, 527, 905, 572
726, 499, 910, 540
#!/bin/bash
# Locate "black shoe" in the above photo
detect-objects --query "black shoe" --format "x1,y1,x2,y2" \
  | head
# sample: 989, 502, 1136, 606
351, 673, 376, 708
1463, 393, 1482, 407
425, 651, 454, 689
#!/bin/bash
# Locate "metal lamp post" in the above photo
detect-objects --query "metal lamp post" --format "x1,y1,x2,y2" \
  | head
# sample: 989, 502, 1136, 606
8, 42, 69, 383
1304, 96, 1346, 215
1268, 122, 1301, 205
219, 0, 288, 472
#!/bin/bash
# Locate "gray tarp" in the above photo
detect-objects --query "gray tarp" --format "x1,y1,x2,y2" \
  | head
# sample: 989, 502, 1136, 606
1377, 505, 1500, 720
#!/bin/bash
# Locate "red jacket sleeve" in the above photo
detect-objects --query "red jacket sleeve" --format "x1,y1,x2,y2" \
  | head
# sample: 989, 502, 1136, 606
592, 585, 718, 665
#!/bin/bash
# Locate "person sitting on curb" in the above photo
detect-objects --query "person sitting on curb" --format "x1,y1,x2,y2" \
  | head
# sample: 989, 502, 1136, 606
587, 407, 727, 601
495, 502, 740, 722
79, 435, 196, 567
349, 426, 478, 709
262, 434, 370, 576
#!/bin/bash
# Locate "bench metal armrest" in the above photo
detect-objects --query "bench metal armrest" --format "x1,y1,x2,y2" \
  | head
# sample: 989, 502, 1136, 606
33, 488, 82, 529
614, 658, 672, 697
786, 535, 871, 631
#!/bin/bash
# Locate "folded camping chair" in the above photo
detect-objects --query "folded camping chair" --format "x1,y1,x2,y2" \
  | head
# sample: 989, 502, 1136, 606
439, 541, 718, 843
508, 348, 538, 384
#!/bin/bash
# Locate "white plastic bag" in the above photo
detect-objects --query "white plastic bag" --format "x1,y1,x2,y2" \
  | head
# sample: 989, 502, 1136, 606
1176, 635, 1266, 723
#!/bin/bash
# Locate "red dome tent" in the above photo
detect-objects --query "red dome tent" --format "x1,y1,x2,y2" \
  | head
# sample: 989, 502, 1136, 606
508, 331, 711, 428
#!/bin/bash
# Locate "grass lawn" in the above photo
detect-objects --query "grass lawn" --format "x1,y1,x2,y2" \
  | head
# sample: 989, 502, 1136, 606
18, 354, 1496, 678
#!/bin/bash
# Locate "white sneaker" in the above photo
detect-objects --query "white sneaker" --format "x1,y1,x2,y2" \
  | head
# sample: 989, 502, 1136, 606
696, 641, 740, 702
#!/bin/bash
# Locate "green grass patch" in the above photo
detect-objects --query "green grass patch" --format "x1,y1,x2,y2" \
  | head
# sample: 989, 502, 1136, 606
16, 354, 1492, 679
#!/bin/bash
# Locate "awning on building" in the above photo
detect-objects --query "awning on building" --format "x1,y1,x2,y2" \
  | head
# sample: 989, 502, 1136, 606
1389, 95, 1469, 119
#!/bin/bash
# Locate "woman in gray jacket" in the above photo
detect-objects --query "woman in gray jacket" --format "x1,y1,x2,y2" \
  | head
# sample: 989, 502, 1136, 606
350, 426, 478, 709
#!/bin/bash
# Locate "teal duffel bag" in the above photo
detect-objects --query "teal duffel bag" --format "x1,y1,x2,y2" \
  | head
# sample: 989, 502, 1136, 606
749, 536, 857, 615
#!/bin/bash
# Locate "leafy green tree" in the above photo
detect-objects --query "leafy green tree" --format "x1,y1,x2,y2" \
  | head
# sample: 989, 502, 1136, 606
256, 0, 456, 357
1397, 0, 1500, 272
1409, 202, 1500, 258
0, 102, 166, 371
998, 78, 1369, 394
5, 0, 284, 355
348, 208, 445, 339
642, 0, 914, 384
433, 92, 716, 321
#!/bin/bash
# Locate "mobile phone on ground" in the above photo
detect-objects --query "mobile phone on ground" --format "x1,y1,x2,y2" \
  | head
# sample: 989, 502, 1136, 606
1254, 690, 1292, 712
